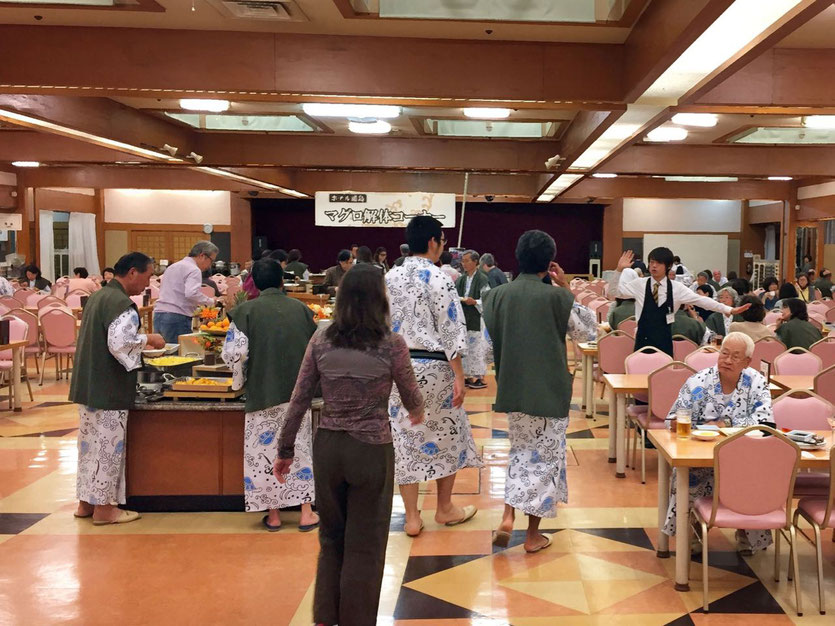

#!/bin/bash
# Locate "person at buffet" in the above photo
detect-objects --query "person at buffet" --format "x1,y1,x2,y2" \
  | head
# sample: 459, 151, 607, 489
70, 252, 166, 525
323, 250, 353, 296
275, 264, 424, 626
484, 230, 596, 553
775, 298, 822, 349
23, 264, 52, 293
222, 259, 319, 532
480, 253, 508, 288
455, 250, 490, 390
386, 215, 481, 537
153, 241, 218, 343
68, 267, 98, 294
729, 295, 775, 342
393, 243, 410, 267
663, 332, 774, 555
284, 249, 310, 281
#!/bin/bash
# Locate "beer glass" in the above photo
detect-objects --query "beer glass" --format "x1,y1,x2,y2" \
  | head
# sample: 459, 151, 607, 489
676, 408, 692, 439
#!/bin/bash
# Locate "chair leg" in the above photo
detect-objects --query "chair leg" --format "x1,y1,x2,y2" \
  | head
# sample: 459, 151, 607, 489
775, 521, 783, 582
812, 524, 825, 614
33, 353, 39, 375
789, 525, 803, 616
54, 352, 59, 382
701, 519, 710, 612
640, 426, 647, 484
38, 352, 46, 386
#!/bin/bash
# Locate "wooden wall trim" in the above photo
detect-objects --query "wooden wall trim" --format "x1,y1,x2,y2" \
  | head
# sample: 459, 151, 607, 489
34, 188, 96, 214
622, 231, 741, 238
104, 223, 231, 232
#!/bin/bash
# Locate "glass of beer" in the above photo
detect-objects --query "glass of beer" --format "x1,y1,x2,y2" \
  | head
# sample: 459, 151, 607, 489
676, 409, 692, 439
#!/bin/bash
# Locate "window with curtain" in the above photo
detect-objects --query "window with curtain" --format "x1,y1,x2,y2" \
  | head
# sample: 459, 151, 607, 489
68, 212, 101, 276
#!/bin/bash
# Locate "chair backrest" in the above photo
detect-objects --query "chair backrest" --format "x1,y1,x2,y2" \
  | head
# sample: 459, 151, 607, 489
13, 289, 34, 304
810, 337, 835, 369
587, 282, 606, 296
763, 311, 782, 326
713, 426, 799, 526
597, 330, 635, 375
200, 285, 216, 298
578, 292, 597, 306
37, 302, 72, 319
26, 293, 48, 308
813, 364, 835, 406
684, 347, 720, 371
772, 347, 823, 375
595, 300, 613, 324
0, 315, 29, 359
0, 295, 20, 310
64, 294, 82, 309
824, 299, 835, 309
587, 298, 609, 313
808, 312, 825, 331
826, 307, 835, 323
672, 335, 698, 361
648, 361, 696, 420
36, 295, 65, 310
6, 308, 39, 349
0, 303, 8, 316
751, 336, 786, 370
625, 347, 673, 402
772, 390, 834, 430
617, 317, 637, 335
807, 301, 829, 317
40, 309, 77, 349
130, 295, 144, 308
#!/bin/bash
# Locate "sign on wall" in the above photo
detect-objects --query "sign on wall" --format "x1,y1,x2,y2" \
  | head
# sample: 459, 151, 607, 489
314, 192, 456, 228
0, 213, 22, 231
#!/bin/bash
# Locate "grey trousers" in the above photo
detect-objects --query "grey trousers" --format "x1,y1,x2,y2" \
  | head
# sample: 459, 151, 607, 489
312, 428, 394, 626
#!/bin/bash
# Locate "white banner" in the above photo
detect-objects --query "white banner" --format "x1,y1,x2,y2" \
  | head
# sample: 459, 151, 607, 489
315, 192, 456, 228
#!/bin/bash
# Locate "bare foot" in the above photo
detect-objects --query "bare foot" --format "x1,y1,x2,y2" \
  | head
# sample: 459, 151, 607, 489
523, 533, 551, 553
404, 512, 424, 537
299, 511, 319, 527
75, 502, 93, 518
434, 505, 465, 525
266, 509, 281, 528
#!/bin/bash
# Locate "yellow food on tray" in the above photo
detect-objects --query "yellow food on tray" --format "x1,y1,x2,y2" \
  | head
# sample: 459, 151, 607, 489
181, 378, 232, 386
144, 356, 200, 367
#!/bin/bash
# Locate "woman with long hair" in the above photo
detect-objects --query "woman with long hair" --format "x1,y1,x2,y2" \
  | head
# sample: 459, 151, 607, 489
775, 298, 822, 349
373, 246, 389, 272
275, 264, 424, 626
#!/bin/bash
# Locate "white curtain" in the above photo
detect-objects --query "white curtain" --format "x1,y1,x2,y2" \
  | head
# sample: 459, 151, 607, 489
39, 210, 55, 282
68, 212, 101, 276
764, 224, 777, 261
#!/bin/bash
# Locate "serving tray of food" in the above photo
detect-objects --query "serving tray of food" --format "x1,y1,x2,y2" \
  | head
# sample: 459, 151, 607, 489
170, 377, 235, 392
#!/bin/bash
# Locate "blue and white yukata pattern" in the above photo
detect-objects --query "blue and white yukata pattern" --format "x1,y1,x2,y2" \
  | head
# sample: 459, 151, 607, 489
663, 365, 775, 551
462, 274, 490, 378
503, 301, 598, 518
386, 257, 483, 485
222, 323, 315, 511
76, 308, 146, 506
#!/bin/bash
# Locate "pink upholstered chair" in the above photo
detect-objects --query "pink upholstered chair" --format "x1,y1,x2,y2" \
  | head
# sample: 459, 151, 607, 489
39, 309, 77, 385
578, 292, 597, 306
149, 285, 160, 300
807, 301, 828, 318
624, 347, 672, 477
130, 295, 144, 308
751, 336, 786, 370
595, 300, 613, 324
826, 307, 835, 323
0, 295, 19, 310
64, 294, 83, 309
6, 308, 43, 376
587, 297, 608, 312
200, 285, 216, 298
672, 335, 698, 361
593, 331, 635, 408
36, 295, 65, 310
813, 364, 835, 406
809, 337, 835, 369
692, 426, 802, 614
773, 347, 823, 376
25, 293, 48, 308
618, 317, 637, 335
684, 346, 720, 371
793, 453, 835, 614
37, 302, 73, 319
764, 311, 782, 326
587, 282, 606, 296
808, 313, 825, 331
0, 315, 33, 407
13, 289, 35, 305
630, 361, 695, 483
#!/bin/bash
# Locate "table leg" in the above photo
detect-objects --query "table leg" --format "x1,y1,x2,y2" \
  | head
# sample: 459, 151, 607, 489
615, 392, 626, 478
607, 386, 616, 463
12, 346, 22, 412
674, 466, 691, 591
657, 454, 670, 558
584, 354, 593, 418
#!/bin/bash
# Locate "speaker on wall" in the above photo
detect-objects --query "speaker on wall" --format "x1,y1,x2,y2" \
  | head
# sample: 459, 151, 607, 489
589, 240, 602, 259
253, 236, 268, 259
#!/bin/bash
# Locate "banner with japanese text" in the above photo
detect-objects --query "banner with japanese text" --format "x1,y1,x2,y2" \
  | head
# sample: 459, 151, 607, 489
314, 192, 456, 228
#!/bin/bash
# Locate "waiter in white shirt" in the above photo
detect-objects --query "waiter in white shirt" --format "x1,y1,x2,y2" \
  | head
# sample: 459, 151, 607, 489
611, 248, 750, 356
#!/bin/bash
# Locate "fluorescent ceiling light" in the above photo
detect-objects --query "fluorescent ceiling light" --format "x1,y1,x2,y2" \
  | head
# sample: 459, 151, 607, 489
302, 103, 401, 119
196, 167, 308, 198
179, 99, 230, 113
0, 108, 184, 162
591, 173, 617, 179
664, 176, 738, 182
599, 123, 642, 141
646, 126, 688, 142
768, 176, 793, 181
803, 115, 835, 129
544, 174, 583, 194
671, 113, 718, 127
462, 107, 512, 119
536, 194, 556, 203
11, 161, 40, 168
435, 120, 550, 138
734, 127, 835, 144
348, 120, 392, 135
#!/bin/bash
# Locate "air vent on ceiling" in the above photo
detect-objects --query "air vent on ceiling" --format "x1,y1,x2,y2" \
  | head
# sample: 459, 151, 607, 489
208, 0, 308, 21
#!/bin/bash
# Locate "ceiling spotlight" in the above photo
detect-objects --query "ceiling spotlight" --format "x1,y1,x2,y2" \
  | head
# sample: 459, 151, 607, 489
348, 120, 392, 135
768, 176, 793, 181
179, 99, 230, 113
803, 115, 835, 129
544, 154, 562, 169
303, 103, 401, 119
11, 161, 40, 168
187, 152, 204, 164
463, 107, 512, 119
591, 173, 618, 179
671, 113, 718, 127
162, 144, 179, 156
645, 126, 688, 142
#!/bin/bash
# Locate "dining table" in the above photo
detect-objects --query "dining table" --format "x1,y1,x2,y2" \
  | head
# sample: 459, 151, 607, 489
0, 340, 29, 412
577, 341, 598, 419
769, 374, 814, 393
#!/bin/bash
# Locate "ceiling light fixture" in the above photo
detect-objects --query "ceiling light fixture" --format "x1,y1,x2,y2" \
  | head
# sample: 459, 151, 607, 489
186, 152, 204, 164
348, 120, 392, 135
767, 176, 793, 181
537, 174, 583, 201
302, 103, 401, 119
591, 173, 617, 178
0, 108, 185, 162
11, 161, 40, 168
162, 144, 179, 156
645, 126, 688, 142
803, 115, 835, 129
179, 99, 230, 113
462, 107, 512, 119
671, 113, 718, 127
536, 194, 556, 203
196, 167, 308, 198
663, 176, 738, 182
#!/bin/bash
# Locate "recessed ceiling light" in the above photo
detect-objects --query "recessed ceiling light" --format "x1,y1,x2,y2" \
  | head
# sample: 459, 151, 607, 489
179, 99, 230, 113
645, 126, 688, 142
671, 113, 718, 127
767, 176, 793, 181
803, 115, 835, 129
11, 161, 40, 168
462, 107, 512, 119
348, 120, 392, 135
664, 176, 738, 182
536, 194, 555, 203
302, 103, 401, 119
591, 173, 617, 179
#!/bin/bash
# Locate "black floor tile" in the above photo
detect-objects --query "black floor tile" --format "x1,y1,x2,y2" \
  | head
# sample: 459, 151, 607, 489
393, 586, 483, 620
491, 429, 508, 439
693, 580, 786, 614
575, 527, 655, 551
566, 429, 595, 439
401, 554, 486, 583
0, 513, 48, 534
664, 614, 695, 626
14, 428, 78, 438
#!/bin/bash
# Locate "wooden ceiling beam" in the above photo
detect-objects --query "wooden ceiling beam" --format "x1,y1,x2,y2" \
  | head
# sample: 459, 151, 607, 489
562, 176, 792, 201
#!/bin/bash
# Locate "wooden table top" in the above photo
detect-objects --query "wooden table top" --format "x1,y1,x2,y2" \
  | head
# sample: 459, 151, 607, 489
577, 342, 598, 355
770, 374, 815, 391
0, 340, 28, 350
602, 373, 648, 393
648, 428, 833, 469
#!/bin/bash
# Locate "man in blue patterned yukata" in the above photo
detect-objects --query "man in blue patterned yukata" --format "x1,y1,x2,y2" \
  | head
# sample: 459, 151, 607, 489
663, 331, 775, 554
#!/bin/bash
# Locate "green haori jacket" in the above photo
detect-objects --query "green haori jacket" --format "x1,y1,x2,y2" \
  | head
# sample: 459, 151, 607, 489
227, 288, 317, 413
69, 280, 140, 410
483, 273, 574, 418
455, 270, 489, 332
671, 310, 706, 345
775, 316, 822, 351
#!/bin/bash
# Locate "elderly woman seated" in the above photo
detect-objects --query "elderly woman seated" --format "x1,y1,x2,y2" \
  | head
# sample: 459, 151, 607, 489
662, 332, 774, 555
705, 286, 741, 341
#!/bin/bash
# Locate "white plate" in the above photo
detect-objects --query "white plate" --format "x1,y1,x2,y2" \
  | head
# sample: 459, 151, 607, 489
142, 348, 166, 357
692, 430, 720, 441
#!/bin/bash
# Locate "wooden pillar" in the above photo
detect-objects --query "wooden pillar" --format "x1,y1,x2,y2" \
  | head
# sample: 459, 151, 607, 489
781, 187, 798, 282
602, 198, 623, 271
229, 194, 253, 266
94, 189, 105, 271
15, 180, 33, 265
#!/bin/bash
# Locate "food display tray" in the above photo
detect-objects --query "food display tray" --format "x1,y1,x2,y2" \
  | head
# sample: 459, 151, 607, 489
171, 377, 235, 392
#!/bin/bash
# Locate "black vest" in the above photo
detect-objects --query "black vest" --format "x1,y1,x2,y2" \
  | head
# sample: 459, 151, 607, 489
635, 278, 674, 357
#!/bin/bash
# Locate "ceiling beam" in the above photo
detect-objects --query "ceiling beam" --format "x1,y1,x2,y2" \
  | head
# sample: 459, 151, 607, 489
15, 166, 262, 191
563, 176, 792, 200
0, 130, 153, 163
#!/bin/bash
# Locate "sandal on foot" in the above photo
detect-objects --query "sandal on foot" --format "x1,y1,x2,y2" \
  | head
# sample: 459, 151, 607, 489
73, 511, 93, 519
525, 533, 553, 554
298, 521, 319, 533
92, 510, 141, 526
262, 515, 282, 532
444, 505, 478, 527
492, 529, 511, 547
405, 520, 425, 537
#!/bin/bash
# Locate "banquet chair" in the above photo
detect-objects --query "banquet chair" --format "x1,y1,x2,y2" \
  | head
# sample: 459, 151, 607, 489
618, 317, 637, 335
26, 293, 48, 308
773, 348, 823, 376
672, 335, 698, 361
39, 309, 77, 385
36, 296, 65, 310
595, 300, 613, 324
813, 364, 835, 406
624, 347, 673, 478
810, 337, 835, 369
38, 302, 73, 319
751, 336, 786, 370
692, 426, 802, 614
764, 311, 782, 326
64, 294, 83, 309
684, 346, 720, 371
807, 301, 829, 318
7, 308, 43, 376
594, 330, 634, 413
0, 295, 20, 310
200, 285, 216, 298
0, 316, 33, 407
578, 292, 598, 306
13, 289, 35, 305
793, 453, 835, 614
808, 313, 824, 331
826, 307, 835, 324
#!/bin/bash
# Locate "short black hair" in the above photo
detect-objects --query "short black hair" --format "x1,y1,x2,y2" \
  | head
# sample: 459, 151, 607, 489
114, 252, 153, 277
73, 267, 89, 278
287, 249, 301, 262
24, 264, 41, 277
648, 247, 675, 272
778, 282, 798, 300
785, 298, 809, 321
727, 271, 738, 280
251, 259, 283, 290
739, 294, 766, 322
268, 249, 288, 263
695, 284, 713, 297
102, 267, 115, 276
440, 251, 453, 265
406, 215, 443, 254
762, 276, 778, 290
356, 246, 373, 263
337, 249, 352, 263
730, 278, 751, 295
515, 230, 556, 274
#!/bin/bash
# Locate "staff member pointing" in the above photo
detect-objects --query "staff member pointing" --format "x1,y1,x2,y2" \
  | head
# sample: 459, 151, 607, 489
611, 249, 750, 356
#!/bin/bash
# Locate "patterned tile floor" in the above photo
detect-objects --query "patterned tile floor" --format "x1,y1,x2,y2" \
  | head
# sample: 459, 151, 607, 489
0, 359, 834, 624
